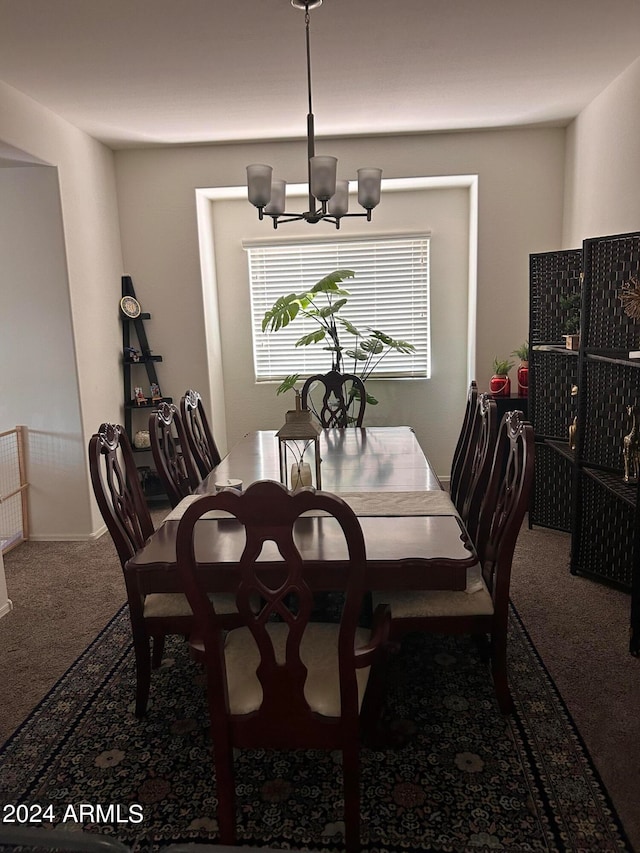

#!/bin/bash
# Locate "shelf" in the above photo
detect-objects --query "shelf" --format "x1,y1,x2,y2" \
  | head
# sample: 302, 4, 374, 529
546, 439, 575, 461
583, 466, 637, 508
124, 355, 163, 365
532, 344, 579, 356
125, 396, 173, 409
585, 349, 640, 368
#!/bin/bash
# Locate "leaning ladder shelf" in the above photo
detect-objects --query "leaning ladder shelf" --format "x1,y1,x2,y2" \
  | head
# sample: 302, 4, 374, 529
121, 275, 172, 502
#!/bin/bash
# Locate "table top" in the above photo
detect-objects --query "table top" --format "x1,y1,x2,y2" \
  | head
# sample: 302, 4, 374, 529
200, 427, 443, 494
127, 427, 476, 592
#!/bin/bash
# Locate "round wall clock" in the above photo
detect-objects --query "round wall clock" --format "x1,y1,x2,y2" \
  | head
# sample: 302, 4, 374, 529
120, 296, 141, 319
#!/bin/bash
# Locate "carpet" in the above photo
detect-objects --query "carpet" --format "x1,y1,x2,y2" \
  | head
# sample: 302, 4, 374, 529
0, 604, 631, 853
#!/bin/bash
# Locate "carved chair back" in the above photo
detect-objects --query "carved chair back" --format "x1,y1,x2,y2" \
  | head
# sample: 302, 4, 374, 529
180, 389, 221, 479
459, 393, 498, 545
88, 422, 154, 569
450, 380, 478, 509
301, 369, 366, 428
149, 402, 200, 508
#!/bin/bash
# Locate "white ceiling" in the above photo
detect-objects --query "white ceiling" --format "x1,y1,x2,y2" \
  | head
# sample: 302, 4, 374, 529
1, 0, 640, 150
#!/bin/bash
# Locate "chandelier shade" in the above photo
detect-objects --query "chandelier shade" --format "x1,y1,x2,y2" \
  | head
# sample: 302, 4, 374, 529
246, 0, 382, 229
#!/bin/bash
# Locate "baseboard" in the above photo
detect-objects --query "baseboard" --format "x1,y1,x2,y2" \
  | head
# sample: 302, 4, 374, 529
0, 599, 14, 620
29, 524, 107, 543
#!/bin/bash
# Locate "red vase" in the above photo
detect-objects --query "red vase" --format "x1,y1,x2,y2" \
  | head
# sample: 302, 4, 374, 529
517, 362, 529, 397
490, 375, 511, 396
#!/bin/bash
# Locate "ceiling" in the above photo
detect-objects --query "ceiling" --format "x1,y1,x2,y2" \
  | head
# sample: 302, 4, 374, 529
1, 0, 640, 150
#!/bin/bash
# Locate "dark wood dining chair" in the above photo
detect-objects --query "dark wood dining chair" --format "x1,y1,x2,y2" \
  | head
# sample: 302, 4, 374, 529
149, 401, 200, 508
449, 380, 478, 510
88, 423, 189, 717
89, 423, 243, 718
374, 411, 534, 714
458, 393, 498, 545
301, 369, 366, 427
175, 480, 392, 853
180, 388, 221, 479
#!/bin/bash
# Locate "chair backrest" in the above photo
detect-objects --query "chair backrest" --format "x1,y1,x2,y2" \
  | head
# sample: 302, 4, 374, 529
149, 402, 200, 508
459, 393, 498, 544
88, 422, 154, 569
175, 480, 367, 732
180, 388, 221, 479
450, 380, 478, 509
301, 370, 366, 428
475, 411, 535, 611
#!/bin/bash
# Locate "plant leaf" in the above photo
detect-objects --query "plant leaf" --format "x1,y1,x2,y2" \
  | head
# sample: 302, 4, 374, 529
310, 269, 355, 294
276, 374, 301, 395
262, 294, 303, 332
337, 317, 361, 336
318, 298, 348, 318
295, 329, 326, 347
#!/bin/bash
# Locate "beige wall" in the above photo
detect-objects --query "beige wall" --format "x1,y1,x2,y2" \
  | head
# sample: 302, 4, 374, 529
0, 166, 89, 538
0, 80, 123, 537
564, 56, 640, 247
115, 127, 565, 478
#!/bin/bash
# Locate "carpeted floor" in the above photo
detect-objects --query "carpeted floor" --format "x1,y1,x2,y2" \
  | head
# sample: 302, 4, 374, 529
0, 517, 639, 850
0, 600, 632, 852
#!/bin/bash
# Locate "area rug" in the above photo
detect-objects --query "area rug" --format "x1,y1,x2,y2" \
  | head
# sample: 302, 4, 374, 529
0, 604, 631, 853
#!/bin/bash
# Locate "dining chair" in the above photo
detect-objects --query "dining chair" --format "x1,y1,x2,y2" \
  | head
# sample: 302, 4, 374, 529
373, 411, 534, 714
149, 401, 200, 508
175, 480, 392, 853
458, 393, 498, 545
301, 369, 366, 427
89, 423, 240, 718
449, 380, 478, 510
179, 388, 221, 479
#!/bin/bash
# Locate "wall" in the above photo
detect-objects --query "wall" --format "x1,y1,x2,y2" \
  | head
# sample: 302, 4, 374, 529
0, 81, 123, 536
0, 167, 88, 537
563, 56, 640, 247
115, 127, 565, 477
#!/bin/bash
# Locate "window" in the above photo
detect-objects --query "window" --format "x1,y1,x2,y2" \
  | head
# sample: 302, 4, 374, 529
246, 235, 430, 382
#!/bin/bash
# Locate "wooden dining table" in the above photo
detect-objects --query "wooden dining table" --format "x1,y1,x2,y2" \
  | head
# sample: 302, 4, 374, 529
126, 426, 478, 596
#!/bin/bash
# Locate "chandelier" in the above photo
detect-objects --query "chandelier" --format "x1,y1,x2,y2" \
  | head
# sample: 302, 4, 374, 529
246, 0, 382, 229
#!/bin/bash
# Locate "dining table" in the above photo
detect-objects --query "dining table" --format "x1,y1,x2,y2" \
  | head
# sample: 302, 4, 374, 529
125, 426, 479, 597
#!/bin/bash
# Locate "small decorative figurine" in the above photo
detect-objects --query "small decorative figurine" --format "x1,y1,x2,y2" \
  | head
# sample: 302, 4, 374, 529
124, 346, 141, 362
622, 404, 640, 483
568, 385, 578, 450
134, 386, 147, 406
150, 382, 162, 402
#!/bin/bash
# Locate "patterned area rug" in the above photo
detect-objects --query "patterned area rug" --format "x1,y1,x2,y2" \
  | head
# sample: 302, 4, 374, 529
0, 604, 631, 852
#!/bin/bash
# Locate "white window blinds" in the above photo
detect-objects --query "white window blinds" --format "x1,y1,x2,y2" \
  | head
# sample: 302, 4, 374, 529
246, 235, 430, 382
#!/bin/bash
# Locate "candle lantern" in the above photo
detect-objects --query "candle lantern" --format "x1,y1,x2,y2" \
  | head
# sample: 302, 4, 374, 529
276, 392, 322, 490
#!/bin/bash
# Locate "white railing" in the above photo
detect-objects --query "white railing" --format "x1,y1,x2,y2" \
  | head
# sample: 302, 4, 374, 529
0, 426, 29, 554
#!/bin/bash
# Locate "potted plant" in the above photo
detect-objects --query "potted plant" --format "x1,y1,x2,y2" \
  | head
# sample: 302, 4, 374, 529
262, 269, 415, 410
559, 292, 581, 350
512, 342, 529, 397
490, 357, 514, 397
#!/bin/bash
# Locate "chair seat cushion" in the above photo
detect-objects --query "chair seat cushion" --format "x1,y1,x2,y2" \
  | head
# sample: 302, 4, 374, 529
224, 622, 372, 717
372, 576, 494, 620
143, 592, 238, 619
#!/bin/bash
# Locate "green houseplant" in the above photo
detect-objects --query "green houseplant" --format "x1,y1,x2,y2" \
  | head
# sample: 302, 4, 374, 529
261, 269, 415, 408
490, 356, 514, 397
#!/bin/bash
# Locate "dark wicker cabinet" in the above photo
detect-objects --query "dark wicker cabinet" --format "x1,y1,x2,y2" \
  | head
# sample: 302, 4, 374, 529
572, 232, 640, 655
529, 236, 640, 655
529, 248, 582, 532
